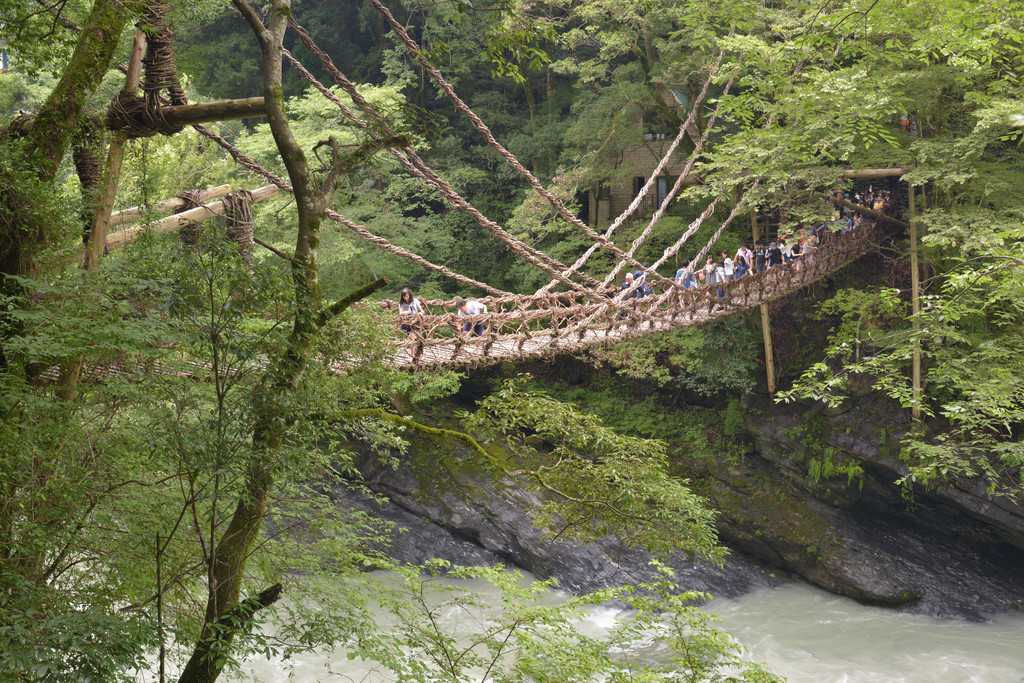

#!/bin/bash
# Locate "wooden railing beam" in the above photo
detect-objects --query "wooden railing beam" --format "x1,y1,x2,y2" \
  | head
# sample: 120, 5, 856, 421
105, 184, 280, 251
160, 97, 268, 127
109, 184, 232, 228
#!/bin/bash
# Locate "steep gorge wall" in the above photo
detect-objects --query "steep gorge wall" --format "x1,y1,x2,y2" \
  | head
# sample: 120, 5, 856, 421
700, 392, 1024, 619
337, 385, 1024, 620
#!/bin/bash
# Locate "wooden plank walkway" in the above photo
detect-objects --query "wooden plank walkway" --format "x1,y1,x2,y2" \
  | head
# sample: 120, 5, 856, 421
43, 224, 876, 383
379, 224, 878, 370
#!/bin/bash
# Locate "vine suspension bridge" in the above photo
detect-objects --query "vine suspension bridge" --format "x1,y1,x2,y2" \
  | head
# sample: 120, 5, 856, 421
375, 223, 880, 370
12, 2, 902, 380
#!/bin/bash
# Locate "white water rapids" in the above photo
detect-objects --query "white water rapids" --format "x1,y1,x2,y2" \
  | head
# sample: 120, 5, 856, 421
231, 578, 1024, 682
707, 584, 1024, 682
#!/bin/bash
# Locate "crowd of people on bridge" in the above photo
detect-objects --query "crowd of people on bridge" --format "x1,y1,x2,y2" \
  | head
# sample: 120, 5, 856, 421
395, 205, 875, 339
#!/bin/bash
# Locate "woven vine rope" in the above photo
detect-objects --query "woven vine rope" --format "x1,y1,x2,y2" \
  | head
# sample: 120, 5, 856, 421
175, 189, 205, 247
373, 222, 879, 370
190, 123, 510, 296
367, 0, 694, 293
284, 20, 601, 295
223, 189, 255, 257
538, 55, 732, 294
72, 116, 103, 203
106, 4, 187, 138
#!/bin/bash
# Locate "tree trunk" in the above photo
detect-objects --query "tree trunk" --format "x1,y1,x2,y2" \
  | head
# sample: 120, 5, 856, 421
522, 72, 537, 121
0, 0, 142, 284
175, 1, 382, 679
908, 186, 922, 420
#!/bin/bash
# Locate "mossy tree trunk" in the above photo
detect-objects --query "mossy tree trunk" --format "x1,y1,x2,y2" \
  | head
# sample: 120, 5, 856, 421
176, 1, 385, 680
0, 0, 142, 283
0, 0, 144, 375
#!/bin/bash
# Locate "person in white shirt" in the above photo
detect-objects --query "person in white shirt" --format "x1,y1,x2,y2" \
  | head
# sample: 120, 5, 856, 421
735, 243, 753, 273
781, 236, 794, 263
398, 288, 424, 338
721, 250, 735, 280
455, 297, 488, 336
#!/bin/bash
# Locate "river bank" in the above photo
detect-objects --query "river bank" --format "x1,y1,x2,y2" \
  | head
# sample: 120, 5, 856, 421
335, 366, 1024, 622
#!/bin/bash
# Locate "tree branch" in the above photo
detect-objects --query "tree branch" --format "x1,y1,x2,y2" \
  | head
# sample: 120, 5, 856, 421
318, 276, 388, 326
338, 408, 492, 461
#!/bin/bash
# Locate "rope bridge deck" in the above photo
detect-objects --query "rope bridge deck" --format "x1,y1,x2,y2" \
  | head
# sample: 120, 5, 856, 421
372, 224, 878, 371
42, 224, 875, 386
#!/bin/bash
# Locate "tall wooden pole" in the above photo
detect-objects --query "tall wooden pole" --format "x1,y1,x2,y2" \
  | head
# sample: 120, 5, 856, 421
57, 29, 146, 399
84, 29, 146, 270
751, 207, 776, 393
908, 186, 922, 420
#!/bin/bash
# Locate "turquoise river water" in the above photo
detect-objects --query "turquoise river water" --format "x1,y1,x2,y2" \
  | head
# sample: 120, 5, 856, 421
229, 578, 1024, 682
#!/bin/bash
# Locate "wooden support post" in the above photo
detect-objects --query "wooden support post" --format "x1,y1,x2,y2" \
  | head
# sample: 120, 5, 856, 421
83, 29, 146, 270
751, 207, 776, 393
760, 301, 776, 393
908, 186, 922, 420
58, 29, 146, 399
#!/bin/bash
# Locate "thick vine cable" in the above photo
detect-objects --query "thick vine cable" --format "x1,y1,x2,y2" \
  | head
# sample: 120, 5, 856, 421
367, 0, 681, 290
191, 123, 510, 296
600, 71, 738, 289
285, 20, 602, 295
537, 52, 729, 294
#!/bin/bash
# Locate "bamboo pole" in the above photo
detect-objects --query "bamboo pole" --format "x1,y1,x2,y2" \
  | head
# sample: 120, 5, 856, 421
751, 207, 776, 393
109, 184, 232, 227
105, 184, 280, 251
908, 186, 922, 420
83, 29, 146, 270
840, 167, 908, 179
814, 192, 910, 229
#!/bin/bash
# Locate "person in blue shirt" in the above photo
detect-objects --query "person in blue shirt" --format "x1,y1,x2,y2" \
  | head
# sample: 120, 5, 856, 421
632, 271, 651, 297
734, 255, 749, 279
675, 259, 698, 288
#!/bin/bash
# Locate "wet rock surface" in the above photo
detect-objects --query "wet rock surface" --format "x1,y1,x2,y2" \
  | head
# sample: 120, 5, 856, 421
332, 392, 1024, 621
333, 450, 784, 600
718, 394, 1024, 620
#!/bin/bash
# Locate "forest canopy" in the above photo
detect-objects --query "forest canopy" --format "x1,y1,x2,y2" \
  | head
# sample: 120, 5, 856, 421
1, 0, 1023, 679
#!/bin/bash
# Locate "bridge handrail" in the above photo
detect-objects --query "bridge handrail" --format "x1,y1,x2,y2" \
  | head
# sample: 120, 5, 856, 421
382, 221, 879, 368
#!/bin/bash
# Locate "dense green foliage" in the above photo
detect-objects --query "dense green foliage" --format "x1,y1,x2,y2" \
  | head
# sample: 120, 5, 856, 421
2, 0, 1024, 677
352, 560, 780, 682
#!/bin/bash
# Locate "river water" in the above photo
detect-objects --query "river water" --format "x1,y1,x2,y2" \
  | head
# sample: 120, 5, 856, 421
237, 578, 1024, 682
707, 585, 1024, 682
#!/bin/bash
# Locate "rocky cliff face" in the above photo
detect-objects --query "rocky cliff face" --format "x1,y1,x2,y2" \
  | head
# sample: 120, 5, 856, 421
335, 444, 784, 601
335, 391, 1024, 621
702, 393, 1024, 619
